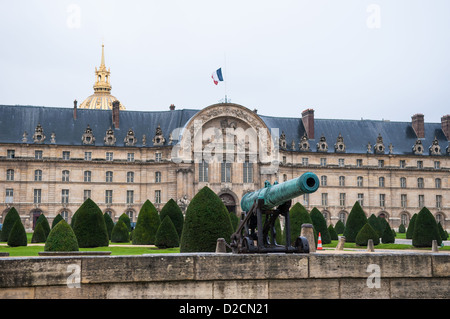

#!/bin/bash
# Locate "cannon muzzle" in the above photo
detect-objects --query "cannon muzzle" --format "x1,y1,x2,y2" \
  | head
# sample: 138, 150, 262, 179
240, 172, 319, 212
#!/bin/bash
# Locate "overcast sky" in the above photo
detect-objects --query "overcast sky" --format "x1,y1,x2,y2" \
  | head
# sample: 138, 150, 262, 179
0, 0, 449, 123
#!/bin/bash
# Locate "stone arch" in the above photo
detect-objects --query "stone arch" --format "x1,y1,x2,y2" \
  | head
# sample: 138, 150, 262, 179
435, 211, 447, 229
218, 189, 239, 216
124, 208, 137, 224
29, 208, 44, 230
56, 208, 73, 224
322, 209, 331, 226
338, 210, 348, 225
103, 208, 117, 221
377, 210, 389, 221
399, 211, 412, 227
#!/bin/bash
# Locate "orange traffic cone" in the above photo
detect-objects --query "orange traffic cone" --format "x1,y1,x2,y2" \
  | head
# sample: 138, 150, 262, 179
317, 232, 323, 250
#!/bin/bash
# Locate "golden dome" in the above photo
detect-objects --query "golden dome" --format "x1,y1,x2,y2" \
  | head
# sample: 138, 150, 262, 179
79, 44, 125, 110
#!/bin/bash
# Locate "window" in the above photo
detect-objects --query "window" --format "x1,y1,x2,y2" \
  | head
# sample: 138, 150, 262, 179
155, 171, 161, 183
339, 176, 345, 187
155, 190, 161, 204
434, 161, 440, 169
61, 189, 69, 204
62, 151, 70, 160
302, 193, 309, 206
6, 169, 14, 181
321, 193, 328, 206
436, 213, 444, 224
62, 170, 70, 182
61, 210, 69, 222
302, 158, 308, 166
320, 176, 327, 186
199, 160, 209, 182
5, 189, 13, 204
435, 178, 441, 189
127, 172, 134, 183
127, 190, 134, 204
379, 177, 385, 187
356, 159, 362, 167
401, 213, 408, 226
357, 193, 364, 206
83, 190, 91, 201
127, 153, 135, 162
339, 212, 346, 224
320, 158, 327, 166
34, 170, 42, 181
417, 178, 424, 189
283, 174, 287, 182
35, 150, 43, 160
338, 159, 345, 167
126, 210, 133, 221
339, 193, 346, 207
399, 160, 406, 168
243, 161, 253, 183
379, 194, 386, 207
34, 189, 41, 204
106, 171, 113, 183
378, 160, 384, 168
419, 195, 425, 208
357, 176, 363, 187
221, 161, 231, 183
84, 152, 92, 161
7, 150, 15, 159
400, 177, 407, 188
401, 194, 407, 209
105, 190, 113, 204
84, 171, 92, 182
436, 195, 442, 209
417, 160, 423, 169
106, 152, 113, 161
282, 156, 287, 164
155, 152, 162, 162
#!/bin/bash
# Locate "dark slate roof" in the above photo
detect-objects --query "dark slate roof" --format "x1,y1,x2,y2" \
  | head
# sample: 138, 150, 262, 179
0, 105, 448, 155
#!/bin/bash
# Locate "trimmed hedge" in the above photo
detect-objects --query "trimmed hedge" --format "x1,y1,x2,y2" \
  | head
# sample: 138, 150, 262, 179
159, 199, 184, 237
412, 207, 442, 247
437, 222, 448, 240
51, 214, 64, 229
367, 214, 383, 238
111, 220, 130, 243
398, 224, 406, 233
44, 220, 79, 252
289, 202, 312, 244
328, 224, 338, 241
381, 219, 395, 244
180, 186, 233, 252
72, 198, 109, 248
343, 201, 367, 243
334, 220, 345, 235
310, 207, 331, 244
355, 223, 379, 246
103, 213, 115, 240
1, 207, 21, 242
35, 214, 51, 238
31, 222, 47, 243
406, 213, 417, 239
132, 200, 160, 245
155, 216, 180, 248
118, 213, 131, 232
7, 220, 28, 247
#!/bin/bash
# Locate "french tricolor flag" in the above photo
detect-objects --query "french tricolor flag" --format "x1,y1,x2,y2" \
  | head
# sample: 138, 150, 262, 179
211, 68, 224, 85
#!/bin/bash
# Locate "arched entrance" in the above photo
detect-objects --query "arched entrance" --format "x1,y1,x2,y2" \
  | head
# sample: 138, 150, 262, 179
219, 193, 237, 215
30, 209, 43, 229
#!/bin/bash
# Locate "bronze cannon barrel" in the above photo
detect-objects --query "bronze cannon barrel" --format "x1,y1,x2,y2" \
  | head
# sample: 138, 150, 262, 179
240, 172, 320, 212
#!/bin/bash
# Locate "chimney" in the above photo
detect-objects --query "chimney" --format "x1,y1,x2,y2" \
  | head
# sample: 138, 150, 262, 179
412, 113, 425, 138
301, 108, 315, 139
169, 104, 175, 111
73, 99, 77, 120
442, 114, 450, 140
112, 100, 120, 129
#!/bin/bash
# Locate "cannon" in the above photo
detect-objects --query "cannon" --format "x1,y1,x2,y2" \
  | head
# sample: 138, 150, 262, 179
230, 172, 319, 254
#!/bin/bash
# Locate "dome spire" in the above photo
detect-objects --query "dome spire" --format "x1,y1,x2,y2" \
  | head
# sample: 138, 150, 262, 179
93, 43, 111, 94
101, 42, 105, 67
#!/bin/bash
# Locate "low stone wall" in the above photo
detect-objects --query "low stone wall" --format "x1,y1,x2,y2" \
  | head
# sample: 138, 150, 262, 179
0, 252, 448, 299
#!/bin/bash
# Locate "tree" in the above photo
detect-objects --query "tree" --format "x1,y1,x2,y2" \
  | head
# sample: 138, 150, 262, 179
0, 207, 21, 242
381, 220, 395, 244
103, 213, 115, 240
31, 222, 47, 243
180, 186, 233, 252
343, 201, 367, 243
132, 200, 160, 245
398, 224, 406, 234
412, 207, 442, 247
51, 214, 64, 229
111, 220, 130, 243
367, 214, 383, 238
72, 198, 109, 248
405, 214, 417, 239
334, 220, 345, 235
289, 202, 312, 244
159, 199, 184, 237
310, 207, 331, 244
328, 224, 338, 241
118, 213, 131, 232
7, 220, 28, 247
355, 223, 379, 246
35, 214, 51, 238
44, 220, 79, 252
155, 216, 180, 248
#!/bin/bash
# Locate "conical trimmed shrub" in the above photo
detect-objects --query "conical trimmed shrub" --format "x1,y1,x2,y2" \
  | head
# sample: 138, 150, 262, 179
180, 186, 233, 252
35, 214, 51, 238
1, 207, 20, 242
44, 220, 79, 252
31, 222, 47, 243
52, 214, 64, 229
289, 202, 312, 244
398, 224, 406, 234
355, 223, 379, 246
132, 200, 160, 245
111, 220, 130, 243
343, 201, 367, 243
334, 220, 345, 234
159, 199, 184, 237
155, 216, 180, 248
367, 214, 383, 238
328, 224, 338, 241
310, 207, 331, 244
7, 220, 27, 247
381, 220, 395, 243
103, 213, 114, 240
412, 207, 442, 247
118, 213, 131, 232
406, 213, 417, 239
437, 222, 448, 241
72, 198, 109, 248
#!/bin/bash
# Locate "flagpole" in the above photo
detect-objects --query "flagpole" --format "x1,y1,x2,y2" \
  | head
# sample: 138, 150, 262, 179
224, 52, 228, 103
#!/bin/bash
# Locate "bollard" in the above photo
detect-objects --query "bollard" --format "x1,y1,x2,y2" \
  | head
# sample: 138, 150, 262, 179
301, 224, 316, 253
215, 238, 227, 253
432, 240, 438, 253
336, 236, 345, 251
367, 239, 375, 252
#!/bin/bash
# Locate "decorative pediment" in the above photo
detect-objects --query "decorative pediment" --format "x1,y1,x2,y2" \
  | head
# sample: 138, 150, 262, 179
412, 139, 423, 155
316, 134, 328, 152
152, 124, 165, 146
298, 133, 310, 151
279, 131, 287, 149
124, 128, 137, 146
82, 125, 95, 145
33, 123, 46, 144
104, 127, 116, 146
334, 133, 346, 153
374, 133, 385, 154
429, 136, 441, 155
